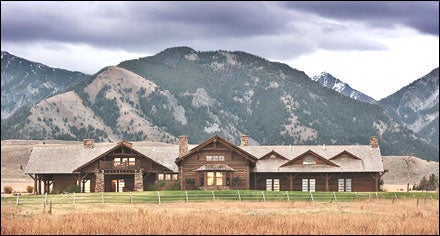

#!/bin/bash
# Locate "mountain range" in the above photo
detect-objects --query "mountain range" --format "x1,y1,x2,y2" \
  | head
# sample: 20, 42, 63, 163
1, 47, 438, 161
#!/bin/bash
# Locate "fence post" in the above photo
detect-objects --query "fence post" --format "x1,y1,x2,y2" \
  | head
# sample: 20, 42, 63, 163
130, 192, 133, 204
212, 191, 215, 201
333, 191, 337, 202
262, 191, 266, 202
101, 192, 104, 205
430, 193, 433, 200
49, 200, 52, 214
238, 191, 241, 202
45, 193, 48, 205
185, 191, 189, 202
157, 192, 161, 204
286, 191, 290, 201
394, 193, 398, 200
309, 191, 314, 203
15, 194, 20, 206
375, 192, 379, 199
73, 192, 76, 204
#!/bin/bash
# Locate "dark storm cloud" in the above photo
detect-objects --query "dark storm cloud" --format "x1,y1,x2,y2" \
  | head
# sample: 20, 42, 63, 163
1, 1, 435, 61
284, 1, 439, 36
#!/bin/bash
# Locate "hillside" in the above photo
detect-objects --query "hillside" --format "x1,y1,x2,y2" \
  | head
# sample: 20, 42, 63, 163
1, 51, 88, 120
379, 68, 439, 148
1, 47, 438, 161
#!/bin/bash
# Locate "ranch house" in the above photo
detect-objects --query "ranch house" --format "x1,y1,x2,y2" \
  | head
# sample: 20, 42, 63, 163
24, 135, 385, 194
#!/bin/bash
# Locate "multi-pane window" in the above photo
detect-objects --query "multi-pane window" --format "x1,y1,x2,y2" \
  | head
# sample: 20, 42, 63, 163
206, 155, 225, 161
338, 179, 352, 192
207, 172, 223, 186
302, 179, 316, 192
158, 173, 178, 181
266, 179, 280, 191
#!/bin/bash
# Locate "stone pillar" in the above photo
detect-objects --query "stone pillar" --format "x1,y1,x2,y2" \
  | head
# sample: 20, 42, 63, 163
240, 135, 249, 147
134, 170, 143, 191
369, 136, 378, 148
178, 135, 188, 157
95, 171, 104, 192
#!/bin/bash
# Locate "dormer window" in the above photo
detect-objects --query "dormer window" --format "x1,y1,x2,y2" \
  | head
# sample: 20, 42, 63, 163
303, 156, 316, 165
206, 155, 225, 161
270, 154, 276, 159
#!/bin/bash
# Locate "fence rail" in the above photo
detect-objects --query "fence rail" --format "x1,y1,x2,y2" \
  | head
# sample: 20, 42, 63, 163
2, 191, 438, 206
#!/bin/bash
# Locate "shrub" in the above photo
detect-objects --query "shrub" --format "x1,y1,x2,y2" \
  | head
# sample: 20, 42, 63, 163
26, 185, 34, 193
153, 180, 180, 191
4, 186, 13, 194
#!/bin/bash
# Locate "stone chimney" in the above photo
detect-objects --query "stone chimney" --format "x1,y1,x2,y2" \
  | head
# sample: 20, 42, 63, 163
178, 135, 188, 157
83, 139, 95, 148
369, 136, 378, 148
240, 135, 249, 147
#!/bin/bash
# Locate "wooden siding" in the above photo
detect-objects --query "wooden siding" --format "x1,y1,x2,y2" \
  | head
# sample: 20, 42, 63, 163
253, 172, 380, 192
180, 142, 251, 190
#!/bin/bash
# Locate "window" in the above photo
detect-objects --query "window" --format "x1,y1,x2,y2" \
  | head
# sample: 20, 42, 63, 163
302, 179, 316, 192
172, 174, 178, 180
303, 156, 316, 165
266, 179, 280, 191
206, 155, 225, 161
158, 174, 164, 180
339, 179, 352, 192
165, 174, 172, 180
114, 157, 121, 167
216, 172, 223, 186
207, 172, 215, 186
207, 172, 223, 186
129, 157, 135, 166
200, 176, 205, 186
82, 179, 90, 193
270, 154, 276, 159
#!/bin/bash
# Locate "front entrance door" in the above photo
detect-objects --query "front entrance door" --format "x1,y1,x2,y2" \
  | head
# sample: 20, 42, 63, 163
111, 179, 125, 192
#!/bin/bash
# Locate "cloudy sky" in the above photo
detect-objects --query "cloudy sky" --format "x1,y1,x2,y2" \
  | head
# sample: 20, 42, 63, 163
1, 1, 438, 100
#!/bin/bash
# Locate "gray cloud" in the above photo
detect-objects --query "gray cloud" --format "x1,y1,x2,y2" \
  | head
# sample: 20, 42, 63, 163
284, 1, 439, 36
1, 1, 435, 62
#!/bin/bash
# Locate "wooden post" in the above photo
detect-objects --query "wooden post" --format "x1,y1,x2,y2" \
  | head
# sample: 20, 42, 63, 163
289, 174, 293, 191
73, 192, 76, 204
101, 192, 104, 205
309, 191, 314, 203
15, 194, 20, 205
45, 193, 48, 205
157, 192, 161, 204
376, 192, 379, 199
238, 191, 241, 201
286, 191, 290, 201
185, 191, 189, 202
333, 191, 337, 202
262, 191, 266, 202
212, 191, 215, 201
130, 192, 133, 204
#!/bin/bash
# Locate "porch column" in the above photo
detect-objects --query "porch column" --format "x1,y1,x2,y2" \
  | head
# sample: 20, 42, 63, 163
134, 170, 143, 191
95, 171, 104, 192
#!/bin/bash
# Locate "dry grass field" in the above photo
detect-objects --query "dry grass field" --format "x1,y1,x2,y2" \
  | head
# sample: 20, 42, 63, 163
1, 199, 438, 235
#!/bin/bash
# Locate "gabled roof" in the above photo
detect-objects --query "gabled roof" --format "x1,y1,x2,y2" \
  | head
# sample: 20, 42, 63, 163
259, 150, 289, 160
280, 150, 339, 167
175, 135, 258, 164
73, 141, 172, 173
25, 141, 188, 174
243, 145, 383, 173
329, 150, 361, 161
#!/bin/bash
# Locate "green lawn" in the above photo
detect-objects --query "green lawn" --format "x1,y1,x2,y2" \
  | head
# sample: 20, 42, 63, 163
1, 190, 438, 205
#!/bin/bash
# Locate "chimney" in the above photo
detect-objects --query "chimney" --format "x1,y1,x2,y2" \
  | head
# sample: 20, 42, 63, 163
369, 136, 378, 148
83, 139, 95, 148
178, 135, 188, 157
240, 135, 249, 147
